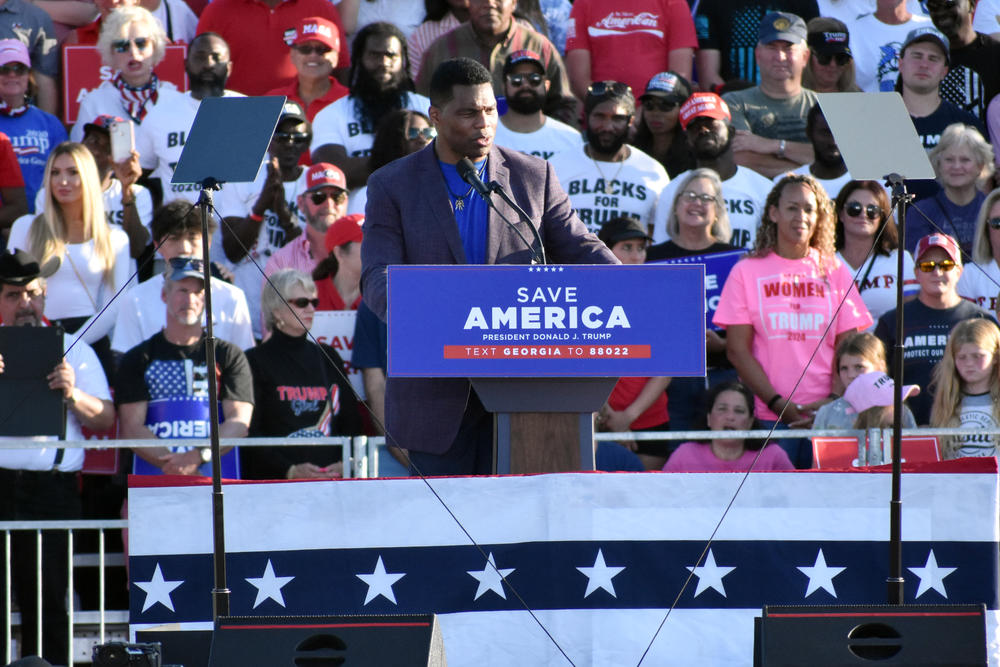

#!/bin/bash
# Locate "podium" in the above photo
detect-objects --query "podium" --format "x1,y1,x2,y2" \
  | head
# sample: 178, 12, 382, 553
387, 264, 706, 473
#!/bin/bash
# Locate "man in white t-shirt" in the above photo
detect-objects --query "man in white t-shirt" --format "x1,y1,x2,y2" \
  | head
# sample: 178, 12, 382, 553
136, 32, 242, 205
851, 0, 932, 92
311, 22, 430, 189
548, 80, 669, 235
493, 49, 582, 163
652, 92, 771, 250
215, 100, 312, 339
0, 248, 114, 663
111, 200, 254, 353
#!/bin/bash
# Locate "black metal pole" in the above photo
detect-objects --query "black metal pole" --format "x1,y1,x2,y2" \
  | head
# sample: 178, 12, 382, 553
197, 183, 230, 619
885, 173, 909, 605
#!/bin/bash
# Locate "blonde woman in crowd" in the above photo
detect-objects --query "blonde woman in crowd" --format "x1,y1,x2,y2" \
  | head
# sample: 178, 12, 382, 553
7, 142, 129, 371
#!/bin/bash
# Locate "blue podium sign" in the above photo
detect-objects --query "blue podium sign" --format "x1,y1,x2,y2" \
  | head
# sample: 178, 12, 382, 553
387, 264, 705, 378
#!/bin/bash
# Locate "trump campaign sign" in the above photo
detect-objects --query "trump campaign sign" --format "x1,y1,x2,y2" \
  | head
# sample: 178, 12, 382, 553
650, 249, 745, 331
386, 264, 705, 378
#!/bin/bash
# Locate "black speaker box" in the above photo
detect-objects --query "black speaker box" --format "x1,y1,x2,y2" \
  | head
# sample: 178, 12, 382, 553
754, 604, 987, 666
207, 614, 447, 666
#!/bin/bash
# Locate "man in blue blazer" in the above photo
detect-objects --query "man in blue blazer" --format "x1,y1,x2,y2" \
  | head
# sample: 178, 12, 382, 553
361, 57, 618, 476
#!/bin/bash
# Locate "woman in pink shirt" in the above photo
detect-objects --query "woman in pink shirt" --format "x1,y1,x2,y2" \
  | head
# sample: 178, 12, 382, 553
713, 174, 872, 468
663, 382, 794, 472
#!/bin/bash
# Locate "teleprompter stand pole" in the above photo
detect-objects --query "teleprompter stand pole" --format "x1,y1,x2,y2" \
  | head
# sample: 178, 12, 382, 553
196, 182, 229, 619
885, 172, 913, 605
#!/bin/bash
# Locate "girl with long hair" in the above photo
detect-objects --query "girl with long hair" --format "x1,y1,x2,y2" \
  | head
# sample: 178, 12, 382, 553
930, 319, 1000, 459
7, 142, 130, 368
662, 381, 794, 472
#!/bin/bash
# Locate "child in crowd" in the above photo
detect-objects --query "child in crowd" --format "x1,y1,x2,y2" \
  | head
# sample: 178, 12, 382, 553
843, 370, 920, 432
662, 381, 793, 472
930, 319, 1000, 459
813, 332, 917, 430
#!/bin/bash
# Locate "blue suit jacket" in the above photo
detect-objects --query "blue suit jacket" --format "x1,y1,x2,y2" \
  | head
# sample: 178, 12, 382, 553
361, 142, 618, 454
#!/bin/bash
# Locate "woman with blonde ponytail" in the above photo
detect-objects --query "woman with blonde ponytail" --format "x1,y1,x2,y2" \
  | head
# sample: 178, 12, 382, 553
7, 141, 129, 369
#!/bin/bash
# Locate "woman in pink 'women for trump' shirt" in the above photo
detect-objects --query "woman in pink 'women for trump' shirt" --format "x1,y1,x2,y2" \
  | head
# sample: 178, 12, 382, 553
713, 173, 872, 469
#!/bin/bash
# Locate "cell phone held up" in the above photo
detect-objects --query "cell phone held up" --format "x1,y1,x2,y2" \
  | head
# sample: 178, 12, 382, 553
109, 119, 134, 163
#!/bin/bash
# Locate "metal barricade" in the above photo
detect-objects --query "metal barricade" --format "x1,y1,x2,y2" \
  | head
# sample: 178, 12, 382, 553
1, 519, 127, 666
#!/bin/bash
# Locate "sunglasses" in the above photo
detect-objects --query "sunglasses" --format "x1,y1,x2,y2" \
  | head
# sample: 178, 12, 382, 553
273, 131, 311, 144
642, 99, 678, 112
987, 217, 1000, 229
587, 80, 633, 98
917, 259, 958, 272
293, 43, 332, 56
0, 63, 28, 76
814, 52, 852, 66
507, 72, 543, 87
111, 37, 152, 53
309, 189, 346, 206
845, 201, 883, 221
288, 297, 319, 308
407, 126, 436, 140
680, 190, 716, 204
169, 256, 204, 271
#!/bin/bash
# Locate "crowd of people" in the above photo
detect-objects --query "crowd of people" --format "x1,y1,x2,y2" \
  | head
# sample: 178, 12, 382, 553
1, 0, 1000, 660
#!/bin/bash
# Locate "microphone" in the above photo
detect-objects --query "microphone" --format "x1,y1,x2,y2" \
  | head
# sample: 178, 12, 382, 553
457, 157, 492, 200
456, 156, 546, 265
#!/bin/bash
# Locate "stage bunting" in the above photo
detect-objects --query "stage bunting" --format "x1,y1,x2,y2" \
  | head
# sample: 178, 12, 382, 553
129, 461, 999, 665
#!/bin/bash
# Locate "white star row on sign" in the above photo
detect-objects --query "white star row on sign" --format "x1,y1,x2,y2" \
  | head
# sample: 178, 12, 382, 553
527, 266, 565, 272
132, 548, 960, 614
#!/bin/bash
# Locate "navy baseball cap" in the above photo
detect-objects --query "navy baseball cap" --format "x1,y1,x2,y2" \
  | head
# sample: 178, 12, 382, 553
759, 11, 807, 44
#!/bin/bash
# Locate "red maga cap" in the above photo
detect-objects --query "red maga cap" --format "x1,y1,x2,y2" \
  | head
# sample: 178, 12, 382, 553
679, 92, 731, 130
289, 16, 340, 52
305, 162, 346, 193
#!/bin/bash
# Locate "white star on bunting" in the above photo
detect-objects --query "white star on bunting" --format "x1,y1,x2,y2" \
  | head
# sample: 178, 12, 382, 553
687, 549, 736, 598
908, 550, 957, 598
467, 552, 515, 600
356, 556, 406, 605
245, 559, 295, 608
134, 563, 184, 613
797, 549, 846, 598
577, 549, 625, 598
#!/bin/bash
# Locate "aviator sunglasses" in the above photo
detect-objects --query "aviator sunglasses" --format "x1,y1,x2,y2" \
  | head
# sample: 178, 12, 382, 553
407, 127, 436, 141
288, 297, 320, 308
309, 189, 346, 206
507, 72, 544, 87
916, 259, 957, 272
